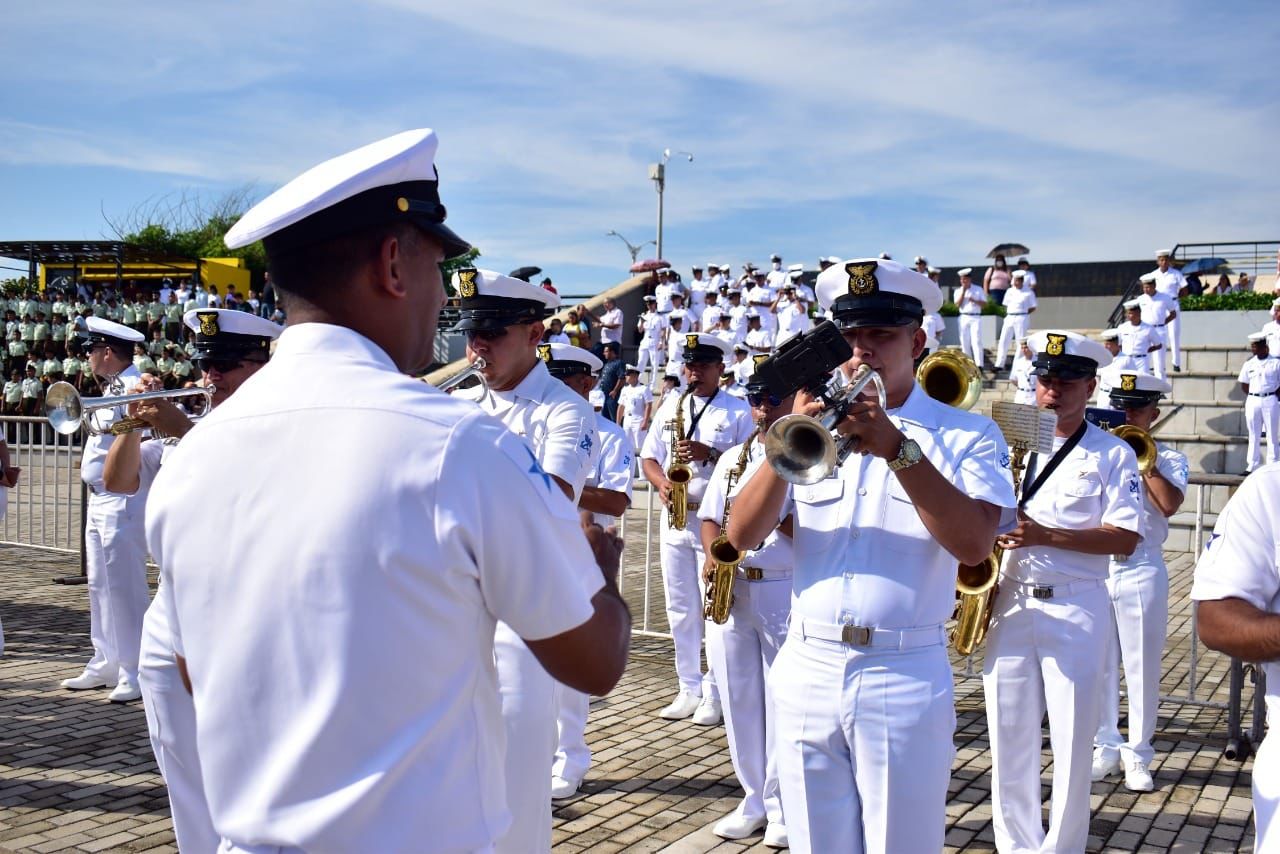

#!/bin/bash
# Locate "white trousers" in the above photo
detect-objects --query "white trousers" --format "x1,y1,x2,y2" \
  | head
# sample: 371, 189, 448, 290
138, 600, 219, 854
994, 315, 1030, 368
634, 346, 660, 388
659, 519, 714, 697
494, 623, 555, 854
771, 628, 954, 854
1095, 554, 1169, 768
1254, 697, 1280, 853
1167, 310, 1181, 369
1152, 328, 1169, 380
553, 687, 590, 785
984, 582, 1110, 854
959, 315, 983, 366
1245, 395, 1280, 471
704, 574, 790, 826
83, 493, 150, 682
622, 422, 647, 471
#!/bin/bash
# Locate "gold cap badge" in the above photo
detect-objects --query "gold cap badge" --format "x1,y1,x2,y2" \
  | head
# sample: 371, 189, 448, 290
845, 261, 879, 296
686, 333, 700, 349
1120, 374, 1137, 391
197, 312, 220, 337
537, 344, 552, 362
457, 268, 478, 299
1045, 333, 1067, 356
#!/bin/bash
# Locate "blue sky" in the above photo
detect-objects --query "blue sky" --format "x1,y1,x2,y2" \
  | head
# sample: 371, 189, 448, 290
2, 0, 1277, 296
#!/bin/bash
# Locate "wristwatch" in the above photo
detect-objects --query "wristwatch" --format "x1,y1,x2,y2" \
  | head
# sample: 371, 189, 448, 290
887, 437, 923, 471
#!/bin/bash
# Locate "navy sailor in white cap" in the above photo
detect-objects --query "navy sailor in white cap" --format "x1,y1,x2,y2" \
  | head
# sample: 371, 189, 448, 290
984, 330, 1143, 852
449, 267, 602, 850
1091, 369, 1187, 793
1153, 250, 1188, 371
727, 259, 1016, 853
641, 333, 754, 724
1240, 331, 1280, 474
60, 315, 151, 703
144, 129, 630, 854
102, 307, 283, 853
541, 343, 634, 800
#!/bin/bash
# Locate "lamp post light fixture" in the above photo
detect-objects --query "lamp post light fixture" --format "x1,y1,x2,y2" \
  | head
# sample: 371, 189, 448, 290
649, 148, 693, 260
605, 230, 655, 265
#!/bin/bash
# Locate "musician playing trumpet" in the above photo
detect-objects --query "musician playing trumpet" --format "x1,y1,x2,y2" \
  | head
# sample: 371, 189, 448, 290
1091, 369, 1186, 793
697, 366, 794, 847
641, 333, 753, 724
983, 330, 1143, 853
727, 259, 1016, 854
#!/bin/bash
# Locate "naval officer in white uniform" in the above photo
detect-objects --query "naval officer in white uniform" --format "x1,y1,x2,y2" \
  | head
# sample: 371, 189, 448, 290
1153, 250, 1187, 372
728, 258, 1017, 854
698, 372, 793, 848
1090, 369, 1187, 793
60, 315, 150, 703
1239, 332, 1280, 475
105, 307, 282, 854
146, 128, 630, 853
642, 333, 754, 724
451, 267, 600, 852
984, 329, 1143, 853
542, 342, 634, 800
1194, 464, 1280, 850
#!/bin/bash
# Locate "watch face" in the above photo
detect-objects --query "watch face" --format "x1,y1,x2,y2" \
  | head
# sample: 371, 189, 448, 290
905, 439, 922, 462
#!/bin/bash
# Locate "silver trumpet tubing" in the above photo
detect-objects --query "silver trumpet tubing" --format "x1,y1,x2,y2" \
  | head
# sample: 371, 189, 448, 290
45, 382, 214, 436
763, 364, 888, 485
437, 358, 488, 394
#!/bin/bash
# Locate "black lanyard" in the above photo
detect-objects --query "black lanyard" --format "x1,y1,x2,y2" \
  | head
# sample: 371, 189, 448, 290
1019, 420, 1088, 510
685, 387, 719, 440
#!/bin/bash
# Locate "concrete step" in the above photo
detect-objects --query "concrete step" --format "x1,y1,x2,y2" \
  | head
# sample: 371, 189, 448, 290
1159, 433, 1248, 475
1166, 373, 1246, 402
1154, 400, 1246, 437
1181, 348, 1249, 373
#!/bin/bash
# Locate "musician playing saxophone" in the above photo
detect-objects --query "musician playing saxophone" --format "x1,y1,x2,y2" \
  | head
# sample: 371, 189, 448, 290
696, 369, 794, 847
726, 259, 1016, 854
641, 333, 753, 724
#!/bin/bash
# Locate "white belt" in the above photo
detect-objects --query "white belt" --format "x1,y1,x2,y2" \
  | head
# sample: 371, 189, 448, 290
735, 566, 792, 582
794, 617, 945, 650
1002, 577, 1106, 600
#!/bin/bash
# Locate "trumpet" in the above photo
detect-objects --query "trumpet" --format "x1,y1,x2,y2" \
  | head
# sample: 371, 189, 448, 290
763, 364, 887, 485
45, 381, 213, 437
438, 357, 488, 393
1113, 423, 1157, 475
916, 349, 983, 411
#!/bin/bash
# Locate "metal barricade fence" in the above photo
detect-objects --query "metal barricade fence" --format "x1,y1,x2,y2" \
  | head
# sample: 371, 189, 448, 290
618, 480, 674, 640
0, 416, 84, 559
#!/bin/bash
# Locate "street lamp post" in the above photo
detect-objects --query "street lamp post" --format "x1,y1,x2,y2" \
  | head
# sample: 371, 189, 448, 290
605, 230, 655, 265
649, 149, 693, 260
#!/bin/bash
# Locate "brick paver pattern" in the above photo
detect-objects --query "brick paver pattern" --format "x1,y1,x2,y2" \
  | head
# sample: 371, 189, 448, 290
0, 513, 1261, 851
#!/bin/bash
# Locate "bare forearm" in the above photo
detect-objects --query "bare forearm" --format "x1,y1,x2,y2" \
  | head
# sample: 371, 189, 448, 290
528, 588, 632, 695
579, 487, 628, 518
1198, 598, 1280, 661
894, 460, 999, 565
700, 518, 720, 555
103, 432, 143, 495
641, 458, 666, 491
1144, 474, 1183, 518
1037, 524, 1140, 555
726, 463, 788, 551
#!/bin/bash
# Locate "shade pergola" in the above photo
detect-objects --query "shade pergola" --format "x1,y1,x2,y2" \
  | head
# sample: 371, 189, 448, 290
0, 241, 203, 291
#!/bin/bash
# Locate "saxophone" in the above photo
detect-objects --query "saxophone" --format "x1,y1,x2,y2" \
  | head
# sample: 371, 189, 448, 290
666, 387, 696, 529
704, 428, 759, 624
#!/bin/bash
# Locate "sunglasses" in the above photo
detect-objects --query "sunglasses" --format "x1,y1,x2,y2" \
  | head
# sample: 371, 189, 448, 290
746, 391, 784, 407
463, 328, 510, 342
197, 356, 265, 373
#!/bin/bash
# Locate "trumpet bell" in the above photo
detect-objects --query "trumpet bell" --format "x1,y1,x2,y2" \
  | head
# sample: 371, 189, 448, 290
916, 349, 983, 410
764, 413, 837, 486
45, 382, 84, 436
1113, 424, 1157, 475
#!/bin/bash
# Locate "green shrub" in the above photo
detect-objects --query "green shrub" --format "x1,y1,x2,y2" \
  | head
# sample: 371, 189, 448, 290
939, 302, 1005, 317
1181, 292, 1275, 312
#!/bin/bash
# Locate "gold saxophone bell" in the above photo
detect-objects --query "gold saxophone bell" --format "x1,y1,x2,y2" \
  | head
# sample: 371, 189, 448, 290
666, 388, 696, 529
915, 349, 983, 410
1113, 423, 1157, 475
703, 427, 759, 624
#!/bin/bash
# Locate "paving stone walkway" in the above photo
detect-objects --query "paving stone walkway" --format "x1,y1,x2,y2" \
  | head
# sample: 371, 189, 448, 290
0, 537, 1261, 852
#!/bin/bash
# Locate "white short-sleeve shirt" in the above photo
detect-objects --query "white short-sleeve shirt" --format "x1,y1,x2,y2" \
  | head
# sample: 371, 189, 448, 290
1007, 423, 1143, 584
1155, 267, 1187, 301
641, 387, 754, 505
1001, 286, 1037, 315
590, 413, 634, 526
1239, 355, 1280, 395
699, 438, 794, 573
1137, 292, 1176, 327
1118, 320, 1160, 358
599, 307, 624, 345
1126, 443, 1188, 554
79, 365, 143, 493
959, 283, 986, 314
776, 384, 1017, 629
617, 383, 653, 426
146, 323, 603, 852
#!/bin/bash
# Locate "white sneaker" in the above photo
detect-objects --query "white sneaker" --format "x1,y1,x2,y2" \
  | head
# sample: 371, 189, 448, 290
1124, 759, 1154, 792
1091, 750, 1120, 781
550, 775, 580, 800
108, 676, 142, 703
691, 694, 722, 726
60, 671, 114, 691
658, 691, 701, 720
712, 812, 766, 840
763, 822, 789, 848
